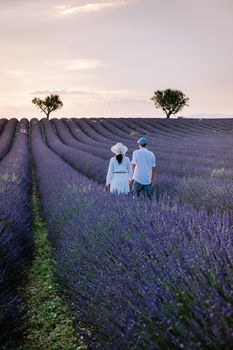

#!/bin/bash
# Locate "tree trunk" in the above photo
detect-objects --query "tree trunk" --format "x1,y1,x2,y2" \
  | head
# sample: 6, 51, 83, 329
166, 111, 172, 119
46, 113, 50, 120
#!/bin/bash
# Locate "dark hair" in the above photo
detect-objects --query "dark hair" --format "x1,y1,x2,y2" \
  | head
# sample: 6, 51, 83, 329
140, 143, 147, 147
116, 154, 123, 164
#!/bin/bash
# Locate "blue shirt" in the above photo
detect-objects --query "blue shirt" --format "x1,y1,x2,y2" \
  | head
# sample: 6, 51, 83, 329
132, 148, 156, 185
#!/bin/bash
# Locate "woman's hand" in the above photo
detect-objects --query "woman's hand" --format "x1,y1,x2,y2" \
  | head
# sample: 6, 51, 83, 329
105, 183, 110, 190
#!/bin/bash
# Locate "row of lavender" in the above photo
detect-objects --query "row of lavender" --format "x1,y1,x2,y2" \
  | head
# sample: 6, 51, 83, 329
32, 118, 233, 349
50, 117, 233, 175
0, 119, 33, 348
69, 117, 233, 184
41, 118, 233, 212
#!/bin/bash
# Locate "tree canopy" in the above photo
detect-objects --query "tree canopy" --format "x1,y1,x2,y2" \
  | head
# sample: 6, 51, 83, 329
151, 89, 189, 118
32, 94, 63, 119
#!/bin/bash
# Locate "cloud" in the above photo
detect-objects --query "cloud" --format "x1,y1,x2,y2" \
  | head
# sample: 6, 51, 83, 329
109, 96, 149, 104
57, 1, 125, 15
47, 59, 106, 71
29, 89, 93, 96
98, 90, 149, 105
27, 88, 148, 104
4, 70, 31, 78
67, 59, 106, 70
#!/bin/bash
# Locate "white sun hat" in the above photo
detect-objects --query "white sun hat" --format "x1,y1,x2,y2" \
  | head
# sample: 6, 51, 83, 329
111, 142, 128, 155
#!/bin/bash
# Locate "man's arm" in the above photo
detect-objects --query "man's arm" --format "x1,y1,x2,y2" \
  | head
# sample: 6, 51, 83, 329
151, 166, 156, 185
131, 151, 137, 178
150, 153, 156, 185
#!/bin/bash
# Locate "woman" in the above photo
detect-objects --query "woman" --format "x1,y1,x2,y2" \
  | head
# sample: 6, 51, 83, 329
106, 143, 133, 194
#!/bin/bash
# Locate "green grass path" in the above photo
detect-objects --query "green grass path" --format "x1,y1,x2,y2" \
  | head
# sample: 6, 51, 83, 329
20, 190, 87, 350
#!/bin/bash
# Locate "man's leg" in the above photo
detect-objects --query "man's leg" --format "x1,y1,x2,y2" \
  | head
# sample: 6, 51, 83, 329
133, 181, 143, 197
142, 184, 152, 199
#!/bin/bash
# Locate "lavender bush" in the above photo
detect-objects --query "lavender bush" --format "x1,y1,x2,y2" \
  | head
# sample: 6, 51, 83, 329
63, 118, 108, 147
51, 118, 112, 160
73, 118, 113, 144
0, 118, 18, 160
40, 118, 108, 183
0, 118, 7, 135
0, 118, 33, 348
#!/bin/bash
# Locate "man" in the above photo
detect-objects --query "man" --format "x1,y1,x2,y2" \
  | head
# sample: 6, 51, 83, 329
131, 137, 156, 199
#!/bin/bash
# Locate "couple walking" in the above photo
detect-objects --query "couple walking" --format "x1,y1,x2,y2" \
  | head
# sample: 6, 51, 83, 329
106, 137, 156, 198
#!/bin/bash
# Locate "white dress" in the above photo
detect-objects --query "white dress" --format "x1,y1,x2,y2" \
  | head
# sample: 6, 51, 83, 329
106, 156, 133, 194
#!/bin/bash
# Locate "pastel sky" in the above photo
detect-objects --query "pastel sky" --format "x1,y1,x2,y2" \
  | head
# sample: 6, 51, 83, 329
0, 0, 233, 118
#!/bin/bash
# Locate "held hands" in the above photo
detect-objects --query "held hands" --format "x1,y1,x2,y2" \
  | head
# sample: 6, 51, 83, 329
105, 183, 110, 191
150, 180, 155, 190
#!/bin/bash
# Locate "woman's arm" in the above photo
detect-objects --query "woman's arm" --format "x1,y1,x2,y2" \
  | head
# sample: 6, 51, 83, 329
126, 157, 133, 180
106, 158, 114, 187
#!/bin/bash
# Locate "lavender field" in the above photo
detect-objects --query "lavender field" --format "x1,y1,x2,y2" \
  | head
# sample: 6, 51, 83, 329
1, 117, 233, 349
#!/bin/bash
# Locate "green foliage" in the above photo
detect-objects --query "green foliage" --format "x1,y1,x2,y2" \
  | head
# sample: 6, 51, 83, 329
151, 89, 189, 118
21, 194, 86, 350
32, 94, 63, 119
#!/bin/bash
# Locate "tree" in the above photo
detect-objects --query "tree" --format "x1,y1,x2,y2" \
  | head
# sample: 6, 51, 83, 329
32, 94, 63, 119
151, 89, 189, 118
